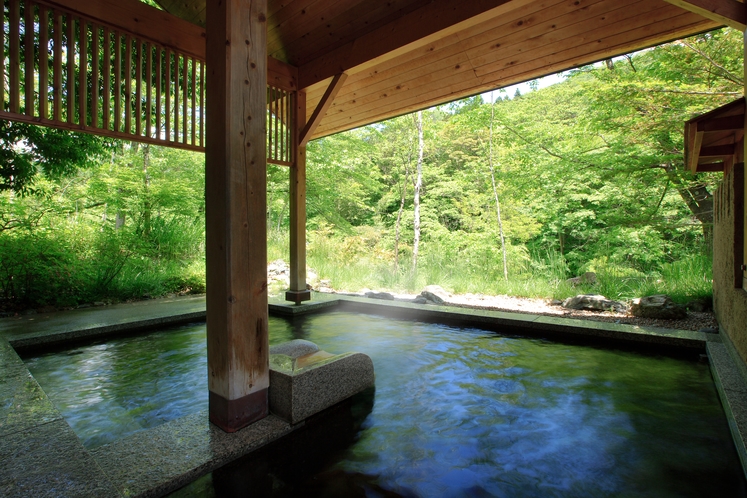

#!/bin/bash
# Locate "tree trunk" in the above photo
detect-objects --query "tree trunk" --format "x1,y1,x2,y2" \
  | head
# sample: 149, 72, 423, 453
412, 111, 424, 271
488, 100, 508, 281
394, 172, 408, 271
142, 144, 151, 237
660, 162, 713, 241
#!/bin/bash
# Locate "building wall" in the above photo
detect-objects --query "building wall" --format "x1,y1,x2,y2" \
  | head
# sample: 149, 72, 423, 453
713, 162, 747, 365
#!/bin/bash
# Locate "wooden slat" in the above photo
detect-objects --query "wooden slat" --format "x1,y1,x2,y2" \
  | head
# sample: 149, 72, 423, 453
41, 0, 206, 60
103, 27, 110, 130
146, 43, 152, 138
114, 31, 121, 132
191, 57, 196, 145
125, 35, 132, 133
79, 18, 87, 126
165, 49, 171, 142
10, 0, 21, 114
25, 0, 35, 115
663, 0, 746, 31
696, 162, 726, 171
174, 53, 179, 142
39, 6, 49, 120
200, 61, 204, 147
1, 2, 5, 109
299, 72, 347, 146
65, 13, 73, 123
53, 11, 62, 121
135, 39, 142, 136
155, 47, 161, 139
91, 24, 99, 128
183, 53, 188, 143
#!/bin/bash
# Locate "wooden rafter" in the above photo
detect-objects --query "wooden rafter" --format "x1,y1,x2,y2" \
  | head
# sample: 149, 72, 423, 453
662, 0, 746, 31
299, 72, 347, 147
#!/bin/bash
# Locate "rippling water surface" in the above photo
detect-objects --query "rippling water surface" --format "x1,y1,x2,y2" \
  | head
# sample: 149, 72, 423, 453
24, 311, 746, 497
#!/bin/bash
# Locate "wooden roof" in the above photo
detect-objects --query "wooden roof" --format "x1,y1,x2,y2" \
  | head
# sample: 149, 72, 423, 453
155, 0, 725, 140
685, 98, 745, 174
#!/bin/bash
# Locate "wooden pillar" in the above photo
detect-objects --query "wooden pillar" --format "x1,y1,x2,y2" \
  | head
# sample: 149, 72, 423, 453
286, 90, 311, 304
205, 0, 268, 432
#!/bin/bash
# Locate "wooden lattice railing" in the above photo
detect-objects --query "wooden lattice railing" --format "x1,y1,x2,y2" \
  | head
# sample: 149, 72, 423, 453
1, 0, 206, 150
1, 0, 296, 164
267, 84, 293, 166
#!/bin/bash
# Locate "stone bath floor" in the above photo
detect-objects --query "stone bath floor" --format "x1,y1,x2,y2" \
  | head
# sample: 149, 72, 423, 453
1, 293, 745, 496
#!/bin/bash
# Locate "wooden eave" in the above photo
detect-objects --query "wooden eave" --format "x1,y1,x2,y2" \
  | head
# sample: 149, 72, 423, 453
155, 0, 720, 140
685, 98, 745, 174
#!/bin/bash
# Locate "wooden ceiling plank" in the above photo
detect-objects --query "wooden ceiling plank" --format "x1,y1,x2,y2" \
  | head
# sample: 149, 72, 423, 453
268, 0, 357, 59
662, 0, 746, 31
696, 162, 726, 171
44, 0, 206, 59
313, 13, 715, 137
320, 0, 662, 119
474, 8, 712, 81
297, 0, 524, 89
697, 114, 745, 131
308, 0, 587, 102
468, 0, 657, 70
474, 1, 680, 79
300, 72, 348, 146
274, 0, 428, 66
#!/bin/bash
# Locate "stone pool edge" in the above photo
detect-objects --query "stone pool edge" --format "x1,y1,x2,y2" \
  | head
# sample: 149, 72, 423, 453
4, 293, 746, 496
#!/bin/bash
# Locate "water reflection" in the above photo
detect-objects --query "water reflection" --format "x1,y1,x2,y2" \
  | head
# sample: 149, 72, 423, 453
24, 311, 747, 497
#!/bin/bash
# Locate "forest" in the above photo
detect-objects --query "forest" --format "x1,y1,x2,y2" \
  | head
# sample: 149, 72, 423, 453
0, 28, 741, 312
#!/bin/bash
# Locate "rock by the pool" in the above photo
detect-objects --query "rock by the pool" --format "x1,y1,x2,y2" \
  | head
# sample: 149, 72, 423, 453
420, 285, 451, 304
365, 291, 395, 300
562, 294, 627, 313
630, 295, 687, 319
565, 272, 597, 287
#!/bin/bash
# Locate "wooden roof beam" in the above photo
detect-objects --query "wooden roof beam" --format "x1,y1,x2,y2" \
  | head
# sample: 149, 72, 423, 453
299, 72, 348, 147
700, 144, 737, 156
662, 0, 746, 31
297, 0, 530, 90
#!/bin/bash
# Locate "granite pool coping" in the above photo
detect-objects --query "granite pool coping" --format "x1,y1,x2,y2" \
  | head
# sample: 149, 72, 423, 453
1, 292, 741, 496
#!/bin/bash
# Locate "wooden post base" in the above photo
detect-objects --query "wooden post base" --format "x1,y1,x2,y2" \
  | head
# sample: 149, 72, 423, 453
285, 289, 312, 305
208, 389, 268, 433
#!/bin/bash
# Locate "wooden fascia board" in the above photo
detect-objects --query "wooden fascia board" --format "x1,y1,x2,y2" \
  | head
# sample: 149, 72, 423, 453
297, 0, 527, 90
42, 0, 206, 60
697, 114, 746, 131
299, 72, 348, 147
662, 0, 746, 31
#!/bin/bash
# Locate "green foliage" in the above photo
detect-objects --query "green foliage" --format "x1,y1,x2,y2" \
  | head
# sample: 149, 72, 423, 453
0, 121, 112, 194
2, 28, 737, 310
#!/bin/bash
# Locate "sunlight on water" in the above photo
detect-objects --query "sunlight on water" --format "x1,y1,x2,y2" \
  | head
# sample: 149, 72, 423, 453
24, 311, 746, 497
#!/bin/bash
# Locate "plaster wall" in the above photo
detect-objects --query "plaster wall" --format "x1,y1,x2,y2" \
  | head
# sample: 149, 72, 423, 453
713, 163, 747, 367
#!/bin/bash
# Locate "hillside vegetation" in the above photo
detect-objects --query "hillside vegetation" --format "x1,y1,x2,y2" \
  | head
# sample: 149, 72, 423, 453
1, 29, 741, 311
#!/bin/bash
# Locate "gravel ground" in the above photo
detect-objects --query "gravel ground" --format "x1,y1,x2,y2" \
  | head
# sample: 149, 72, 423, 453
336, 289, 718, 332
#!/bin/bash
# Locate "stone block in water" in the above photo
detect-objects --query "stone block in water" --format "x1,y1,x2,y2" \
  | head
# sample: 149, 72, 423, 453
268, 341, 375, 425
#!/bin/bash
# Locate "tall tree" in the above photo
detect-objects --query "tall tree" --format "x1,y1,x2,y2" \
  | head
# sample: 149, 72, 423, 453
488, 98, 508, 281
412, 111, 424, 271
